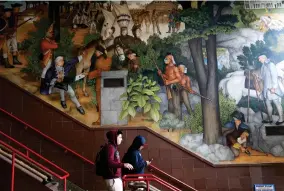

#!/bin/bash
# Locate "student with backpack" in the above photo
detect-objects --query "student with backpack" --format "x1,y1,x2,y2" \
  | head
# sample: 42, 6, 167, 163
122, 135, 152, 175
95, 129, 133, 191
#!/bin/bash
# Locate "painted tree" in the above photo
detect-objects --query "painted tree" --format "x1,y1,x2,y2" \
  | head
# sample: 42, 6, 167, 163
48, 2, 61, 41
239, 8, 257, 27
164, 2, 238, 144
238, 29, 284, 70
237, 40, 271, 70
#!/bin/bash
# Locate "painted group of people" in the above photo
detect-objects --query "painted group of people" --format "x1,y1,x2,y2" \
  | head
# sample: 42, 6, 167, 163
223, 54, 284, 158
39, 20, 144, 123
0, 4, 23, 69
97, 129, 151, 191
246, 55, 284, 125
39, 23, 86, 115
167, 8, 181, 34
158, 53, 195, 119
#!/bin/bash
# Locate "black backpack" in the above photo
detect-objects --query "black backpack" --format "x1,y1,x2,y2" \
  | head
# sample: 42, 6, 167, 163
95, 144, 117, 176
95, 144, 108, 176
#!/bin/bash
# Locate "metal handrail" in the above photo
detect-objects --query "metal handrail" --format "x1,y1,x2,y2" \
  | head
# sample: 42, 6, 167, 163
148, 164, 198, 191
122, 174, 181, 191
0, 107, 94, 165
0, 107, 196, 191
0, 130, 69, 191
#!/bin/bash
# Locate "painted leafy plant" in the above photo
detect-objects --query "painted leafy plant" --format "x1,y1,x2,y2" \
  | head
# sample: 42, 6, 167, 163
119, 75, 161, 122
185, 92, 236, 132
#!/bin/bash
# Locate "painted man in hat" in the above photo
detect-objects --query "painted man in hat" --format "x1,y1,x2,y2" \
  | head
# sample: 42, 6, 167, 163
3, 5, 22, 65
224, 111, 250, 157
151, 9, 161, 35
0, 13, 14, 68
40, 23, 58, 91
113, 27, 135, 49
0, 9, 14, 68
126, 49, 142, 80
259, 55, 283, 125
167, 9, 176, 33
131, 24, 143, 45
88, 44, 112, 125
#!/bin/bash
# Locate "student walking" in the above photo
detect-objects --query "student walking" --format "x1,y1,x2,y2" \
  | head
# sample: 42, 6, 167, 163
95, 130, 133, 191
122, 135, 152, 175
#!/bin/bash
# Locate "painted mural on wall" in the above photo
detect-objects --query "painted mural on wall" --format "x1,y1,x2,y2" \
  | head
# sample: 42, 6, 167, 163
2, 0, 284, 164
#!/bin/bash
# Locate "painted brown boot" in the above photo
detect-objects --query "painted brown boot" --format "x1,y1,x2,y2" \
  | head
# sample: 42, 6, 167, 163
4, 58, 14, 68
13, 56, 22, 65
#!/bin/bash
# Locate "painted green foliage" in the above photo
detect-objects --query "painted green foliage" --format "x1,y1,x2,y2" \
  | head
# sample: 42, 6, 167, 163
239, 8, 257, 27
83, 33, 101, 46
185, 92, 236, 133
238, 29, 284, 70
19, 18, 50, 78
129, 35, 189, 77
237, 40, 270, 69
20, 18, 74, 78
164, 5, 238, 45
119, 75, 161, 122
129, 42, 159, 71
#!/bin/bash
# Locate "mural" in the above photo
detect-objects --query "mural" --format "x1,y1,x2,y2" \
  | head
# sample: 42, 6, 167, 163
2, 0, 284, 164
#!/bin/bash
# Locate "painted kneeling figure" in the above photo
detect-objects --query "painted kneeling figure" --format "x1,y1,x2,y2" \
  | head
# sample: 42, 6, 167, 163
224, 111, 250, 157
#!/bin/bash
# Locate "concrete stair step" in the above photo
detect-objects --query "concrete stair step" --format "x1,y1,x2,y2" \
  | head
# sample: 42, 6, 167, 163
0, 146, 60, 191
128, 181, 161, 191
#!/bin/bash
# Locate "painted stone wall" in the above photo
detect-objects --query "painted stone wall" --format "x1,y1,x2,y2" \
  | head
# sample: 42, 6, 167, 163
101, 70, 128, 125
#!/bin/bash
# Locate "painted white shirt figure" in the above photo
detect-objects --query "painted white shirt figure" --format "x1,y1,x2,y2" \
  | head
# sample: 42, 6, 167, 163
260, 60, 280, 100
259, 55, 283, 124
276, 60, 284, 94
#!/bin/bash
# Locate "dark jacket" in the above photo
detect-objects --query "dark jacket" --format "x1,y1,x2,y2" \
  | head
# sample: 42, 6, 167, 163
104, 130, 124, 179
122, 135, 147, 175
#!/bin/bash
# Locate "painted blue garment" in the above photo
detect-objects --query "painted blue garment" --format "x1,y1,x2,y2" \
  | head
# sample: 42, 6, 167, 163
122, 135, 147, 175
40, 56, 80, 95
224, 120, 249, 130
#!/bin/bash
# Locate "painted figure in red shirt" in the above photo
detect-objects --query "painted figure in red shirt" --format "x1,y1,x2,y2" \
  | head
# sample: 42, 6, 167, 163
40, 23, 58, 79
40, 23, 58, 94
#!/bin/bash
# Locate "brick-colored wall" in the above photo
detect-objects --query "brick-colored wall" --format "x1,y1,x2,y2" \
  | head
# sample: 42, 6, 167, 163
1, 77, 284, 191
0, 159, 51, 191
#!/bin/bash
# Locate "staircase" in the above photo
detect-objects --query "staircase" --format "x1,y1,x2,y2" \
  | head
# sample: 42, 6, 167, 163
0, 130, 86, 191
128, 182, 161, 191
0, 107, 197, 191
53, 177, 86, 191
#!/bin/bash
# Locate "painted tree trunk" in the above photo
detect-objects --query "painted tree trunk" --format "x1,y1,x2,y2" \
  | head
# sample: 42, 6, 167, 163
168, 87, 182, 119
204, 35, 222, 144
188, 36, 221, 145
48, 2, 60, 42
